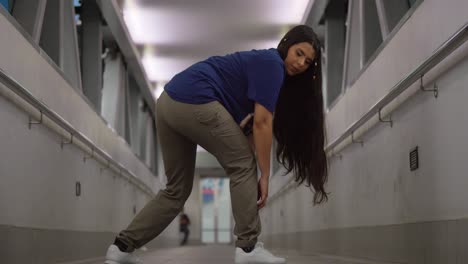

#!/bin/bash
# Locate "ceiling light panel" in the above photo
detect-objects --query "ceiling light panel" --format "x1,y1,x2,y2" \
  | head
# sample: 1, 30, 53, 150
123, 0, 313, 83
123, 0, 313, 44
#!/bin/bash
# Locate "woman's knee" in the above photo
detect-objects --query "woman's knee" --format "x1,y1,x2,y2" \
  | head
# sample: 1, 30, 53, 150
161, 186, 192, 206
226, 156, 257, 176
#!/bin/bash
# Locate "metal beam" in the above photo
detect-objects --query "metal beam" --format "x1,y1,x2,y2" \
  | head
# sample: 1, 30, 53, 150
81, 0, 103, 111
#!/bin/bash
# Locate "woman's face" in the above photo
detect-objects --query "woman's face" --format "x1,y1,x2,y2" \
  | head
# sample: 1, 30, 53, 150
284, 42, 316, 76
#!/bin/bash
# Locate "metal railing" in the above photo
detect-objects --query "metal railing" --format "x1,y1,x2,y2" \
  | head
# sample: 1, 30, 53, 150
0, 67, 155, 197
325, 22, 468, 153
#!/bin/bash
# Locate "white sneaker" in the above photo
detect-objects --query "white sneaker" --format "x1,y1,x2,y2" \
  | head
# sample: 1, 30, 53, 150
235, 242, 286, 264
104, 244, 143, 264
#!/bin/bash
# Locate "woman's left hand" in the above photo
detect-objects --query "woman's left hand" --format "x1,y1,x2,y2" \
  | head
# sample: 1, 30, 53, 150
239, 113, 254, 129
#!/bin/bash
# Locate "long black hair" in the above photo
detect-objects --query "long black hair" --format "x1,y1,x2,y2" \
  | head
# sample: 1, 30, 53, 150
274, 25, 328, 205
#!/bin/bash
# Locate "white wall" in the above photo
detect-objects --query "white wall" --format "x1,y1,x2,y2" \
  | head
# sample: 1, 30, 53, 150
262, 0, 468, 240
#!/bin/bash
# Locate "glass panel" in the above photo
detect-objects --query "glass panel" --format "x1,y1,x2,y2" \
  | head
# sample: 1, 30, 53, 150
323, 0, 347, 107
40, 0, 61, 65
218, 231, 231, 243
382, 0, 410, 33
202, 230, 215, 243
345, 0, 362, 86
408, 0, 419, 7
363, 0, 383, 63
217, 178, 231, 243
201, 177, 232, 243
202, 178, 215, 243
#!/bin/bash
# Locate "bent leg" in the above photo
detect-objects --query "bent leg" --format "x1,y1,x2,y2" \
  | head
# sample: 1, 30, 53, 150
179, 100, 260, 248
117, 93, 197, 251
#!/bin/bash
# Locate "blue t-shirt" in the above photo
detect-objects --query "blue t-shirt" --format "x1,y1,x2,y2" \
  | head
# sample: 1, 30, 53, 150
164, 49, 285, 124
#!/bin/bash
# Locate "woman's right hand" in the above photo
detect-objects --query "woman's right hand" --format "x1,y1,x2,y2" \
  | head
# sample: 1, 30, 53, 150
257, 176, 269, 209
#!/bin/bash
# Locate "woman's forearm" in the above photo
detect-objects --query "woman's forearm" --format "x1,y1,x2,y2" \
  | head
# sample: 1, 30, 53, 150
253, 121, 272, 178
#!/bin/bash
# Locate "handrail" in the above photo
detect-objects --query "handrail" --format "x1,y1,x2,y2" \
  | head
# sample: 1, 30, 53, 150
268, 22, 468, 204
0, 67, 155, 197
325, 22, 468, 153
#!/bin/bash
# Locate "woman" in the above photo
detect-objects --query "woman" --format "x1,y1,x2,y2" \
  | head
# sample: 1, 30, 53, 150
105, 25, 328, 264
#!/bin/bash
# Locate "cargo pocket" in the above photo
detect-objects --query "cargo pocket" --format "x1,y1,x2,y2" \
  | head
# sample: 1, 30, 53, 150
194, 102, 238, 137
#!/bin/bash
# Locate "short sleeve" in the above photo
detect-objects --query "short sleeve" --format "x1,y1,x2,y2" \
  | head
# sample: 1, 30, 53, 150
246, 60, 285, 113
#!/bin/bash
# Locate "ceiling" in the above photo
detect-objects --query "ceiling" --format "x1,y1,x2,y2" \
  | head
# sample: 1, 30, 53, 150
118, 0, 315, 96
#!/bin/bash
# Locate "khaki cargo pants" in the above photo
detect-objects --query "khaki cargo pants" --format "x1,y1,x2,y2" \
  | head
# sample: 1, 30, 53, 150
117, 91, 261, 250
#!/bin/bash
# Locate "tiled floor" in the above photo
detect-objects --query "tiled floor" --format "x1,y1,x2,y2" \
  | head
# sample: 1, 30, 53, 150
81, 244, 395, 264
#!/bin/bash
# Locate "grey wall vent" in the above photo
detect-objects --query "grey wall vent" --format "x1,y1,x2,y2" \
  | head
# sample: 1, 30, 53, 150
410, 147, 419, 171
76, 181, 81, 196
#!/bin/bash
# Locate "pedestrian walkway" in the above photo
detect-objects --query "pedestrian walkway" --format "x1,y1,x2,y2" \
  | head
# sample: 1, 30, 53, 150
75, 244, 397, 264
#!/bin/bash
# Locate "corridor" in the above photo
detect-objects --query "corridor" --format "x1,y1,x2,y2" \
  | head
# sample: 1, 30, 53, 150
1, 0, 468, 263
